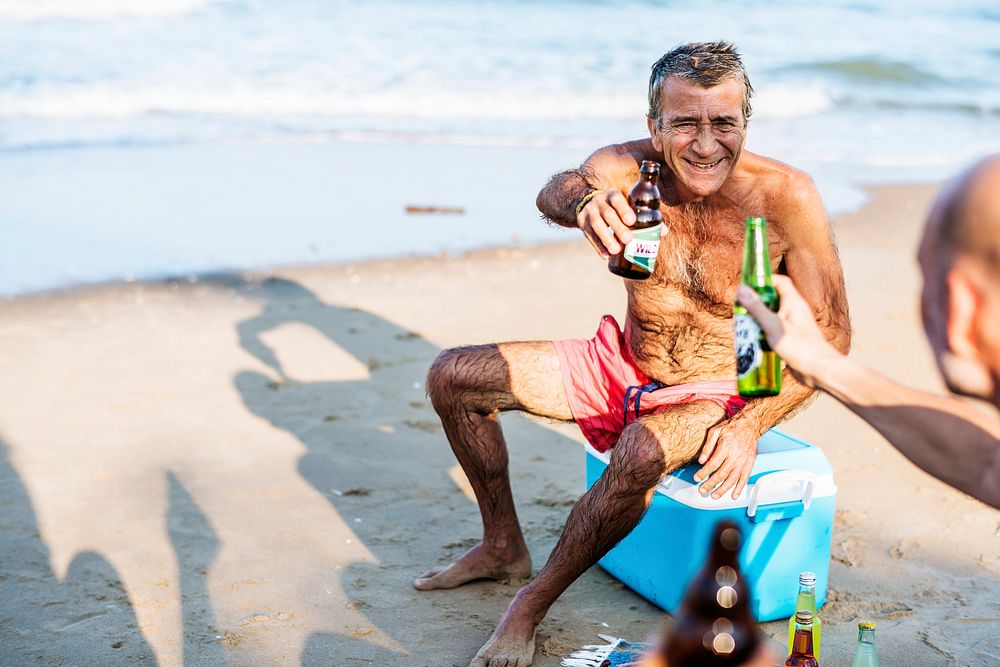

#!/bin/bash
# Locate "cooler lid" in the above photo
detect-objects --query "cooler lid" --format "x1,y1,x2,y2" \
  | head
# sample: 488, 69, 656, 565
585, 428, 836, 512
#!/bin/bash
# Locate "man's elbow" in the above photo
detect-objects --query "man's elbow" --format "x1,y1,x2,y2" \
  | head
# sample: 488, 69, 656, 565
535, 187, 552, 220
834, 321, 852, 355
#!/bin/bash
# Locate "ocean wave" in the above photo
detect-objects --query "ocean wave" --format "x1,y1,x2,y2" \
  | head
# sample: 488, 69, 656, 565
0, 0, 207, 21
784, 57, 942, 86
836, 95, 1000, 117
0, 82, 644, 122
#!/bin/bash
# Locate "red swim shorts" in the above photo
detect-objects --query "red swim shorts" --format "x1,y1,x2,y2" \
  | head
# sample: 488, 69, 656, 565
552, 314, 746, 453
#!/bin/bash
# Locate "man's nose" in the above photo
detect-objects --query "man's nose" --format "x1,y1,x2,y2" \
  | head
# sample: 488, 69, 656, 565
690, 126, 717, 156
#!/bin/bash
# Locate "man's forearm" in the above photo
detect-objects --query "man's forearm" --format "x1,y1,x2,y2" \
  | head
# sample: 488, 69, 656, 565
813, 356, 1000, 507
730, 369, 816, 437
536, 167, 595, 228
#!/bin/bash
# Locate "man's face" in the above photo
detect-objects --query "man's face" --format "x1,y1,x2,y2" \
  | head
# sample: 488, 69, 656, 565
648, 77, 747, 201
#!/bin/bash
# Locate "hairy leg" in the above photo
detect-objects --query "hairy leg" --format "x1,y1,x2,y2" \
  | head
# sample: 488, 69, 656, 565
415, 342, 573, 591
471, 401, 727, 667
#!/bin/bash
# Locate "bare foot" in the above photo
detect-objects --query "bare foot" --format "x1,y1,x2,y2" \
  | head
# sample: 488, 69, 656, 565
469, 603, 537, 667
413, 542, 531, 591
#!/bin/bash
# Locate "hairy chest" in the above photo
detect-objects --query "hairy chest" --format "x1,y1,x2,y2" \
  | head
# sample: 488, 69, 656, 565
636, 204, 788, 314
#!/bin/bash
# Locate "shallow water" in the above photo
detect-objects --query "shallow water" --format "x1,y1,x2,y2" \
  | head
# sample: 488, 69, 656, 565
2, 0, 998, 295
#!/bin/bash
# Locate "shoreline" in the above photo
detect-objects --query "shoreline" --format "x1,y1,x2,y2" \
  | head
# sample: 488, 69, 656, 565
0, 177, 930, 305
2, 132, 954, 300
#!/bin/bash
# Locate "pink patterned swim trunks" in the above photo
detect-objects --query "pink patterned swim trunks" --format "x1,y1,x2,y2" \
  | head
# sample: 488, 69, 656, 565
552, 314, 746, 453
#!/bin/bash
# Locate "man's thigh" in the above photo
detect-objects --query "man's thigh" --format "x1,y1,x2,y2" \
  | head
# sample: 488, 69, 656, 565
633, 400, 729, 469
437, 341, 573, 422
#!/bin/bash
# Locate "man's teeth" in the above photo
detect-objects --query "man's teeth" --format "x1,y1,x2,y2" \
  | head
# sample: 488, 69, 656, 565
689, 159, 721, 171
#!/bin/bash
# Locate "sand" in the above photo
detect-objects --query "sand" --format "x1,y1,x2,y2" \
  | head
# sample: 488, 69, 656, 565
1, 182, 998, 666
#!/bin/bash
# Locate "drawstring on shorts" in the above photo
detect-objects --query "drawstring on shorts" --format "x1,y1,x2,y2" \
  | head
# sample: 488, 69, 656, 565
622, 381, 666, 427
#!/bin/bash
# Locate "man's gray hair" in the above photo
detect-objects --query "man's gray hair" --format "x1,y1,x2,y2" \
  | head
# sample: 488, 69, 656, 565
647, 42, 754, 128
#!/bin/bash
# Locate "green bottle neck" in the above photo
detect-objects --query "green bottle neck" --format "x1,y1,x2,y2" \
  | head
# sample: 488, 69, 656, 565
741, 219, 773, 287
857, 627, 876, 645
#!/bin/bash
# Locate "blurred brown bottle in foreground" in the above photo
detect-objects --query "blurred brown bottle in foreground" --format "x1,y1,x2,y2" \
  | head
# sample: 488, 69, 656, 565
660, 520, 760, 666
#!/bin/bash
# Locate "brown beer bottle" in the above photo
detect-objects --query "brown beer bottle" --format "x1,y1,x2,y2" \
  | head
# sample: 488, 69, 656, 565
608, 160, 663, 280
785, 611, 819, 667
661, 520, 760, 667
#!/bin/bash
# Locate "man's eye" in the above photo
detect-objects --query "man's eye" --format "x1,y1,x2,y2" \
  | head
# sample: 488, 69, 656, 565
714, 122, 736, 132
673, 122, 697, 132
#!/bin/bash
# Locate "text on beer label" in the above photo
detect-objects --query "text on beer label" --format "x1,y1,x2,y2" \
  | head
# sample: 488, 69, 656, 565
623, 223, 663, 272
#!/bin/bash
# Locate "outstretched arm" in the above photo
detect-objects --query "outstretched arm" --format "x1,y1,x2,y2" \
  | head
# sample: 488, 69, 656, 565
536, 140, 654, 257
739, 274, 1000, 508
695, 172, 852, 499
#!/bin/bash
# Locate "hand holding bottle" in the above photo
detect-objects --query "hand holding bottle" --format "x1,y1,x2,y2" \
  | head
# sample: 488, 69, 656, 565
735, 274, 844, 389
575, 189, 636, 258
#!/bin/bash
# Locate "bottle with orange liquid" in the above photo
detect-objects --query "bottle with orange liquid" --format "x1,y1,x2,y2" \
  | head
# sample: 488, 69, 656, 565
785, 610, 819, 666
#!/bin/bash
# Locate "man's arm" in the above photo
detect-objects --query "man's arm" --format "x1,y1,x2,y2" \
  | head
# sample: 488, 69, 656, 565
739, 275, 1000, 508
695, 172, 852, 500
536, 140, 652, 257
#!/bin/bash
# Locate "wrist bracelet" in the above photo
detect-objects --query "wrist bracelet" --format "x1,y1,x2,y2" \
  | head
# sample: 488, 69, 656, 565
574, 190, 600, 217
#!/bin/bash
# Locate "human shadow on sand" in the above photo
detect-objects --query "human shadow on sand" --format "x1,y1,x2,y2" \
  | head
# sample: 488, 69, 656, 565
0, 436, 155, 665
228, 276, 593, 666
166, 470, 228, 666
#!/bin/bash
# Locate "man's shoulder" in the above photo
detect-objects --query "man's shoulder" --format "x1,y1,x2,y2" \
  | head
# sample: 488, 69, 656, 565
734, 152, 829, 240
590, 139, 656, 165
738, 151, 818, 201
585, 139, 657, 189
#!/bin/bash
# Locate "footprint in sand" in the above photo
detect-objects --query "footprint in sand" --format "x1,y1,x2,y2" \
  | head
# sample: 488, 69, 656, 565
922, 617, 1000, 665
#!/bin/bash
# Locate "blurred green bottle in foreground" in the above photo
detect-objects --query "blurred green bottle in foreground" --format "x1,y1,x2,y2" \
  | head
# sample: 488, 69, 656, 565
734, 217, 781, 397
851, 621, 880, 667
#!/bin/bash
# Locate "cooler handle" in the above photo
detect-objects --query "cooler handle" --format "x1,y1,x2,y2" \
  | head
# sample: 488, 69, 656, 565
746, 469, 817, 519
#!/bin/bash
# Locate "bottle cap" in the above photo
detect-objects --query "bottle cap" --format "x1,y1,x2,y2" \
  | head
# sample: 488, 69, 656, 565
795, 610, 813, 624
745, 216, 766, 225
858, 620, 876, 630
798, 571, 816, 586
640, 160, 660, 173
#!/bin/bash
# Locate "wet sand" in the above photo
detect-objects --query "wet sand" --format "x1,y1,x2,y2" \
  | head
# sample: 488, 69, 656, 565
0, 182, 997, 666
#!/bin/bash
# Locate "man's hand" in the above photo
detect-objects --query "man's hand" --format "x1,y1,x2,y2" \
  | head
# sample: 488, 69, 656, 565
577, 189, 636, 258
736, 274, 846, 387
693, 418, 759, 500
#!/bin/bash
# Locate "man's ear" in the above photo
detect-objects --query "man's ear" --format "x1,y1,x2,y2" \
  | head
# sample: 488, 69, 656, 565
947, 267, 983, 360
942, 266, 994, 397
647, 116, 663, 153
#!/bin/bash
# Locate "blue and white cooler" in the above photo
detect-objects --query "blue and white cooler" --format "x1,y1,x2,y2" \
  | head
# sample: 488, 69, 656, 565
585, 428, 836, 622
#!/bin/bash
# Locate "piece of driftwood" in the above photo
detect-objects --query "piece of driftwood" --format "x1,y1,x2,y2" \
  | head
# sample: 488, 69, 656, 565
404, 205, 465, 215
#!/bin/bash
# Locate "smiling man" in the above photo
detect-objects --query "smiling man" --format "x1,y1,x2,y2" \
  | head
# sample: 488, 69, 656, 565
417, 42, 851, 667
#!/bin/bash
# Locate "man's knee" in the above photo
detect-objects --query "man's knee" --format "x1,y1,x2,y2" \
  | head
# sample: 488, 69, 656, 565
609, 422, 671, 490
426, 346, 501, 413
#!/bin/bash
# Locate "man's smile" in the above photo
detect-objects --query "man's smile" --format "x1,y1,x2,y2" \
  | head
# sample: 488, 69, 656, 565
684, 158, 724, 172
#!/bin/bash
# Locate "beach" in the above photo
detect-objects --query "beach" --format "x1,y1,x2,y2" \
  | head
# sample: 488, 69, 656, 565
3, 3, 1000, 663
1, 171, 998, 665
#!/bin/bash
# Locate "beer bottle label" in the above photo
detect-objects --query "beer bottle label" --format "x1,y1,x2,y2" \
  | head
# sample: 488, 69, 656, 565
734, 313, 763, 379
623, 223, 662, 272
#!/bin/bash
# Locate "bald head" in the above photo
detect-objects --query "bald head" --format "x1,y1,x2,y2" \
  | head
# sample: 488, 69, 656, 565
919, 154, 1000, 406
926, 154, 1000, 275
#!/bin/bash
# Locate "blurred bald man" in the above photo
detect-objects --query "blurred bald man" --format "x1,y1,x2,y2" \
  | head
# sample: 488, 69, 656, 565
737, 155, 1000, 508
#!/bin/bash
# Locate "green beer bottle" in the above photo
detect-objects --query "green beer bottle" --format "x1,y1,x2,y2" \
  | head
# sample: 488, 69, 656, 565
735, 217, 781, 397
